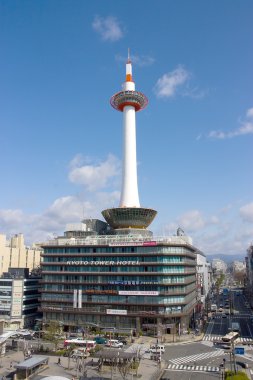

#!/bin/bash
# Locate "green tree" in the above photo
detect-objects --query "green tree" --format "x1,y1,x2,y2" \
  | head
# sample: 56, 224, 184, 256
44, 321, 62, 351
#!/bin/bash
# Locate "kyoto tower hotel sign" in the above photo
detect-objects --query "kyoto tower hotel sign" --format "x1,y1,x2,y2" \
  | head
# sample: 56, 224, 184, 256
102, 53, 157, 232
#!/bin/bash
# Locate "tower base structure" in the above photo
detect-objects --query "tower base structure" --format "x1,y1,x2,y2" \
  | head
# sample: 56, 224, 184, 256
101, 207, 157, 230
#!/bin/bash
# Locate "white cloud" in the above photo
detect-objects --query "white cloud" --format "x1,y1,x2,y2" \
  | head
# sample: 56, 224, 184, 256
92, 16, 124, 42
208, 107, 253, 139
0, 209, 24, 226
68, 154, 120, 191
177, 210, 205, 231
159, 202, 253, 256
240, 202, 253, 223
154, 66, 190, 98
246, 108, 253, 118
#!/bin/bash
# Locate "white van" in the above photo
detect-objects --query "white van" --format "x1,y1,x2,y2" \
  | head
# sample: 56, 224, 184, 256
106, 339, 123, 348
150, 345, 165, 354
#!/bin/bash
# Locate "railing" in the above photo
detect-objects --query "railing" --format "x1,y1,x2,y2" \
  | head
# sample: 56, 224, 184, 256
43, 234, 193, 247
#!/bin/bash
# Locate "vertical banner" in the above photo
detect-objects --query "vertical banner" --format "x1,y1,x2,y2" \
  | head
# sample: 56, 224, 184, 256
78, 289, 82, 309
73, 289, 77, 309
11, 280, 23, 318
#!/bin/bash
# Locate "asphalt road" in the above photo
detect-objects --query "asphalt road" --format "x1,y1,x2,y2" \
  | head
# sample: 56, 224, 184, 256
206, 289, 253, 339
161, 287, 253, 379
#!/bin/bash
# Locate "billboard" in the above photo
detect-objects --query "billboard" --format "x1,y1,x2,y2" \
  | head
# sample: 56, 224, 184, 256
106, 309, 127, 315
118, 291, 159, 296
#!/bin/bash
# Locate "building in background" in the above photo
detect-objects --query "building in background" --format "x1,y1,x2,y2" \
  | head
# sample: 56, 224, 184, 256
245, 245, 253, 305
231, 260, 246, 273
0, 233, 41, 276
196, 252, 211, 311
211, 258, 227, 274
0, 268, 41, 330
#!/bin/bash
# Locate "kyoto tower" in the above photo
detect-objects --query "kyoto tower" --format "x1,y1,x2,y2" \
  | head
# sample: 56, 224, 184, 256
102, 52, 157, 234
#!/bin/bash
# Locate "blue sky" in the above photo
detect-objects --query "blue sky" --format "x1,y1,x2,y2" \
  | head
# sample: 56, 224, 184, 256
0, 0, 252, 256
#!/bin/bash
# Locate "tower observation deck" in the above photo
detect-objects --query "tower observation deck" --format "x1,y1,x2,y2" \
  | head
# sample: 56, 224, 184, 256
102, 52, 157, 232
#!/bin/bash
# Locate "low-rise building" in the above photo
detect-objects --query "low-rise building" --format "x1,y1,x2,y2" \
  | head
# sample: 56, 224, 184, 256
0, 268, 41, 330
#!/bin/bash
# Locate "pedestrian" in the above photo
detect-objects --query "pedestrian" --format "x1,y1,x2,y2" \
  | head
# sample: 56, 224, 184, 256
91, 358, 94, 366
58, 357, 61, 365
10, 361, 13, 369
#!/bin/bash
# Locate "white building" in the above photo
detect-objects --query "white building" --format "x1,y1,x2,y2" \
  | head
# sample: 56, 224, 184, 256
211, 258, 227, 274
196, 252, 211, 304
0, 233, 41, 276
232, 260, 246, 273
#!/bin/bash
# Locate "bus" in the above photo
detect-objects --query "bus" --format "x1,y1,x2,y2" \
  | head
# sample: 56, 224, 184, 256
222, 331, 239, 345
64, 339, 96, 351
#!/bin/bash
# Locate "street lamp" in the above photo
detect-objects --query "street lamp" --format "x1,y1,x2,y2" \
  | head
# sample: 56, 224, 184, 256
219, 364, 224, 380
223, 358, 226, 378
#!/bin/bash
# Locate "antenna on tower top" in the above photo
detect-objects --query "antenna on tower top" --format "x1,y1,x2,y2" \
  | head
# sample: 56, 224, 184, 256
127, 48, 130, 62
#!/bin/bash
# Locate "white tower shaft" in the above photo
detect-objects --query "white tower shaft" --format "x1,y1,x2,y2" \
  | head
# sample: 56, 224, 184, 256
119, 105, 140, 207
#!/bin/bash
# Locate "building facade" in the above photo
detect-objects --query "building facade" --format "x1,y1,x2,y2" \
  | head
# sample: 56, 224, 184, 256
0, 233, 41, 276
40, 221, 197, 335
0, 268, 41, 330
211, 258, 227, 274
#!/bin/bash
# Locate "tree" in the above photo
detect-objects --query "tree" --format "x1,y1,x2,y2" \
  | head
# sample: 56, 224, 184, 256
44, 321, 62, 351
118, 357, 134, 380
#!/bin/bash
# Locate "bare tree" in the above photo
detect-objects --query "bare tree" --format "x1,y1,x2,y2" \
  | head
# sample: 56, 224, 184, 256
117, 357, 134, 380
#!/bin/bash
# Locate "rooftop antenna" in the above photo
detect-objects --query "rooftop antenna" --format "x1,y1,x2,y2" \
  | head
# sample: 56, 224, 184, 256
127, 47, 130, 62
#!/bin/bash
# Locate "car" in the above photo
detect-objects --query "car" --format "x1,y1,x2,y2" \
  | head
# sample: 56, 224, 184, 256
94, 336, 107, 344
106, 339, 123, 348
222, 313, 227, 318
236, 361, 248, 369
118, 337, 128, 345
70, 349, 89, 359
150, 345, 165, 354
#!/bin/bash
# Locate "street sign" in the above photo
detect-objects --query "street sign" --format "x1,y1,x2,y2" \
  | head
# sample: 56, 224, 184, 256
234, 347, 245, 355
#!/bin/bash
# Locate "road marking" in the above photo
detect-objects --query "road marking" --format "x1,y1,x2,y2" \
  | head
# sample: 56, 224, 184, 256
169, 349, 224, 365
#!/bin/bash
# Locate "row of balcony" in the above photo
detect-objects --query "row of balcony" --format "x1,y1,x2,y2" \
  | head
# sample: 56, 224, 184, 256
39, 305, 195, 318
41, 260, 196, 267
40, 286, 196, 297
39, 277, 196, 285
41, 270, 196, 276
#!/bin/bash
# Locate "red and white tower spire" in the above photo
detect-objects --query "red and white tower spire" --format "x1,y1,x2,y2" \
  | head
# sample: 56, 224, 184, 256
102, 51, 156, 232
110, 50, 148, 208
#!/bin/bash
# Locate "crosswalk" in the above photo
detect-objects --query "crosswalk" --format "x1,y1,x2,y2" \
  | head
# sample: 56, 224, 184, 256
166, 363, 220, 373
203, 335, 253, 343
169, 349, 224, 365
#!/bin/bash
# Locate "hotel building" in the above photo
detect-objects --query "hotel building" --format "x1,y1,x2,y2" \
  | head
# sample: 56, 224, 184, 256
40, 221, 197, 335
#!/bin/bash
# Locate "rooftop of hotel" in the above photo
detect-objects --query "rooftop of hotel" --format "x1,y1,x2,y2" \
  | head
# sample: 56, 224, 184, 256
42, 234, 193, 247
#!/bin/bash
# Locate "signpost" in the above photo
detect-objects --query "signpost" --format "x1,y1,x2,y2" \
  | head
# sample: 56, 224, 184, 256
234, 347, 244, 355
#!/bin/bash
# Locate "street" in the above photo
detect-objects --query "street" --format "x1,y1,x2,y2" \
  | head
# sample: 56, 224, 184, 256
161, 288, 253, 379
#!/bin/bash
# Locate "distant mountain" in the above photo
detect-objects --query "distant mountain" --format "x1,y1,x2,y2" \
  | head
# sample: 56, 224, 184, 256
206, 253, 246, 264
